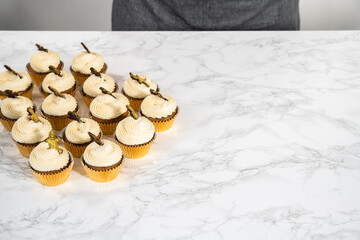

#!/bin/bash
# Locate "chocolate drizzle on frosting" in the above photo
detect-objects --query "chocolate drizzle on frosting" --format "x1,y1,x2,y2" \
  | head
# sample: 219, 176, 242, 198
150, 89, 168, 101
99, 86, 116, 98
129, 72, 150, 87
126, 105, 139, 119
4, 89, 18, 98
81, 42, 91, 53
48, 65, 62, 77
88, 132, 104, 146
27, 106, 40, 123
90, 67, 101, 77
4, 65, 22, 79
67, 111, 85, 123
48, 85, 66, 99
35, 43, 48, 52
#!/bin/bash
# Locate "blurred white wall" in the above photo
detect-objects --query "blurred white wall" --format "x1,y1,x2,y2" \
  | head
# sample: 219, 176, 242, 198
0, 0, 360, 30
300, 0, 360, 30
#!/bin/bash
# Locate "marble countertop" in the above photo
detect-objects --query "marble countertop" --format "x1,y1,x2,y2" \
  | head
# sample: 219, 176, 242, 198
0, 31, 360, 240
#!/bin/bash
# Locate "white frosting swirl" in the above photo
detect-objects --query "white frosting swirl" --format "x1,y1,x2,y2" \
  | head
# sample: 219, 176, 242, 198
0, 71, 32, 92
115, 116, 155, 145
71, 51, 104, 75
30, 50, 60, 73
83, 139, 123, 167
29, 142, 69, 172
0, 96, 34, 119
12, 114, 52, 144
83, 74, 115, 97
42, 71, 75, 93
42, 94, 77, 116
90, 93, 129, 120
140, 94, 177, 118
123, 75, 158, 99
65, 118, 101, 144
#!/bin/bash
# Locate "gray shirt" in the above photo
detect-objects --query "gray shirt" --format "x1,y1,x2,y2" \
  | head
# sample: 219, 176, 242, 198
112, 0, 299, 31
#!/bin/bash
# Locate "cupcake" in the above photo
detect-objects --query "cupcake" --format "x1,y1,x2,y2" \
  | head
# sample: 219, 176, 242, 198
40, 86, 78, 131
122, 72, 159, 111
39, 66, 77, 98
63, 111, 102, 158
0, 65, 33, 100
89, 91, 129, 135
70, 42, 107, 86
12, 107, 52, 157
26, 44, 64, 86
0, 90, 35, 131
82, 133, 124, 182
115, 105, 155, 160
140, 90, 179, 132
29, 131, 73, 186
80, 67, 118, 106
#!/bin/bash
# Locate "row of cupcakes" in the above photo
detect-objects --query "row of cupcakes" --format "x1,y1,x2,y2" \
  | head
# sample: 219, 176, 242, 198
30, 129, 125, 185
0, 43, 103, 100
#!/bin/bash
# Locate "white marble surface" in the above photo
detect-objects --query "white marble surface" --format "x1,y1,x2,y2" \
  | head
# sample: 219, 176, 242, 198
0, 31, 360, 240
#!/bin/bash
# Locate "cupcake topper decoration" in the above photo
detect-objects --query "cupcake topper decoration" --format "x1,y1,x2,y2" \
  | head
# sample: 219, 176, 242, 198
126, 105, 139, 120
67, 111, 85, 123
99, 87, 116, 99
88, 132, 104, 146
4, 65, 22, 79
48, 85, 66, 99
150, 89, 168, 101
81, 42, 91, 54
129, 73, 150, 87
4, 90, 19, 98
48, 65, 62, 77
35, 43, 48, 52
27, 107, 40, 123
46, 130, 63, 154
90, 67, 101, 77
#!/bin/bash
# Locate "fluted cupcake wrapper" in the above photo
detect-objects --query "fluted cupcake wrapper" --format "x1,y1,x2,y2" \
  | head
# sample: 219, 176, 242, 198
62, 129, 103, 158
81, 156, 123, 183
81, 83, 118, 107
13, 139, 40, 157
39, 82, 77, 98
30, 156, 74, 186
121, 89, 143, 111
26, 61, 64, 86
89, 112, 127, 136
70, 64, 107, 86
115, 134, 156, 159
0, 82, 34, 100
41, 106, 79, 131
0, 117, 16, 131
145, 107, 179, 132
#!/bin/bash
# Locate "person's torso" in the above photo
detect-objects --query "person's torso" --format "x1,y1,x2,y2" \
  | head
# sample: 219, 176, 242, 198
112, 0, 300, 30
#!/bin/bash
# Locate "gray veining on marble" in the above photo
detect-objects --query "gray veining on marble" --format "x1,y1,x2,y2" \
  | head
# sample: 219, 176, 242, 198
0, 31, 360, 240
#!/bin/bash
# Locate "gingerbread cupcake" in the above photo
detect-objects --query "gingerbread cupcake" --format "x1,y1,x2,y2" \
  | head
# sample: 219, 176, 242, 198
26, 44, 64, 86
29, 131, 73, 186
89, 90, 129, 135
122, 73, 158, 111
140, 90, 178, 132
115, 105, 155, 160
62, 112, 101, 158
82, 133, 124, 182
0, 65, 33, 100
80, 67, 117, 106
12, 107, 52, 157
40, 86, 78, 131
70, 42, 107, 86
39, 66, 77, 98
0, 90, 35, 131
